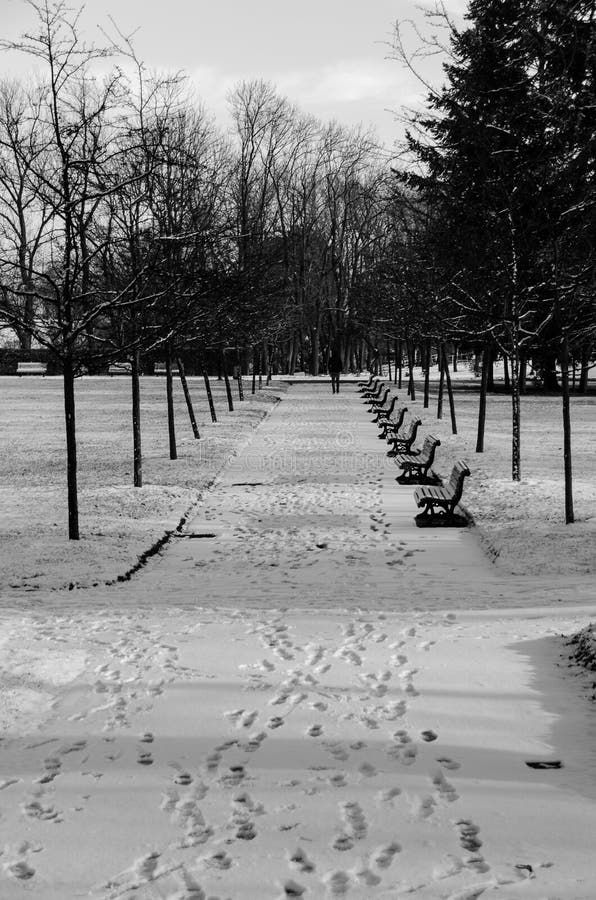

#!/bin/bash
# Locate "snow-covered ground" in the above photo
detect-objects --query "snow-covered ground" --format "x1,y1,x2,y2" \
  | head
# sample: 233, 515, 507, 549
1, 377, 595, 899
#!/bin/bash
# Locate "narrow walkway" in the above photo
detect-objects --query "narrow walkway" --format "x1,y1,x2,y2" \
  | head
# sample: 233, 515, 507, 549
146, 383, 495, 610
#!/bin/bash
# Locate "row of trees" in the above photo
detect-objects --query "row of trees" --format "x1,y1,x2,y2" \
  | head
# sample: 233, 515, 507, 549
385, 0, 596, 519
0, 2, 392, 537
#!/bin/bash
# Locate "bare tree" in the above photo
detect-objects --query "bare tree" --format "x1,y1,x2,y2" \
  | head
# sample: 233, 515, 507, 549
0, 1, 146, 538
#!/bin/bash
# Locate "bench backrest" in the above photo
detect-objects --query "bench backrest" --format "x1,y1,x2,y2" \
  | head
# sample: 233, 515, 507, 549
420, 434, 441, 462
392, 405, 407, 430
375, 388, 390, 406
447, 460, 471, 506
405, 417, 422, 443
382, 396, 399, 418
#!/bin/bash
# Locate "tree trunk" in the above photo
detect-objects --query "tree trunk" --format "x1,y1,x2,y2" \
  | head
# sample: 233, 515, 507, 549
63, 354, 79, 539
437, 344, 445, 420
266, 345, 275, 386
177, 356, 200, 439
202, 365, 217, 422
311, 325, 320, 376
423, 337, 431, 409
510, 336, 522, 482
259, 344, 264, 389
252, 347, 257, 395
442, 344, 457, 434
166, 354, 177, 460
221, 350, 234, 411
397, 340, 402, 388
131, 349, 143, 485
452, 342, 458, 372
406, 340, 416, 401
486, 343, 495, 391
561, 334, 574, 524
519, 354, 527, 396
476, 342, 490, 453
238, 366, 244, 401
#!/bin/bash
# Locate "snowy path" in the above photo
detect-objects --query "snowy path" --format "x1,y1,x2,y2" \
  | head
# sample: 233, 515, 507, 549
1, 385, 596, 899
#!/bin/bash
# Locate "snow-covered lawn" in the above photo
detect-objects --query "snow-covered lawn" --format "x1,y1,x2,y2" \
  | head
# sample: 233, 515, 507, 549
2, 371, 594, 589
0, 375, 285, 591
0, 379, 595, 899
414, 380, 596, 577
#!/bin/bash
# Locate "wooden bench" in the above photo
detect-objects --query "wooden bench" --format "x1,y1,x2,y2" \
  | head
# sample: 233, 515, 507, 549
373, 394, 399, 424
108, 362, 132, 375
378, 404, 407, 439
367, 387, 390, 411
154, 361, 180, 376
386, 417, 422, 456
362, 380, 385, 401
357, 374, 375, 391
413, 460, 470, 527
395, 434, 441, 485
17, 361, 47, 376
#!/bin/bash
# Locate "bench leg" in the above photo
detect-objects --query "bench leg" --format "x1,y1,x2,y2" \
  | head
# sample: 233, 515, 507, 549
414, 507, 469, 528
396, 471, 440, 486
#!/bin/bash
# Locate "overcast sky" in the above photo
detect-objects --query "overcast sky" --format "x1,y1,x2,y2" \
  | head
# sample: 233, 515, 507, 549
2, 0, 468, 149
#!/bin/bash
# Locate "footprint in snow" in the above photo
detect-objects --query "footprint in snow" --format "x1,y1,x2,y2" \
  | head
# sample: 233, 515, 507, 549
240, 710, 258, 728
323, 869, 351, 896
268, 716, 285, 730
4, 860, 35, 880
410, 793, 436, 819
287, 846, 316, 873
219, 765, 246, 788
280, 878, 307, 897
270, 690, 292, 706
352, 861, 381, 886
174, 772, 193, 786
332, 833, 354, 851
306, 723, 323, 738
372, 841, 401, 869
455, 819, 483, 852
432, 769, 459, 802
328, 772, 348, 788
377, 786, 401, 805
201, 849, 232, 870
340, 800, 367, 839
133, 850, 160, 880
241, 730, 268, 753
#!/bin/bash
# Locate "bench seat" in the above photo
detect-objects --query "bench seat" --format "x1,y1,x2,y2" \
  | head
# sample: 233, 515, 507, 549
396, 434, 441, 484
386, 417, 421, 456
